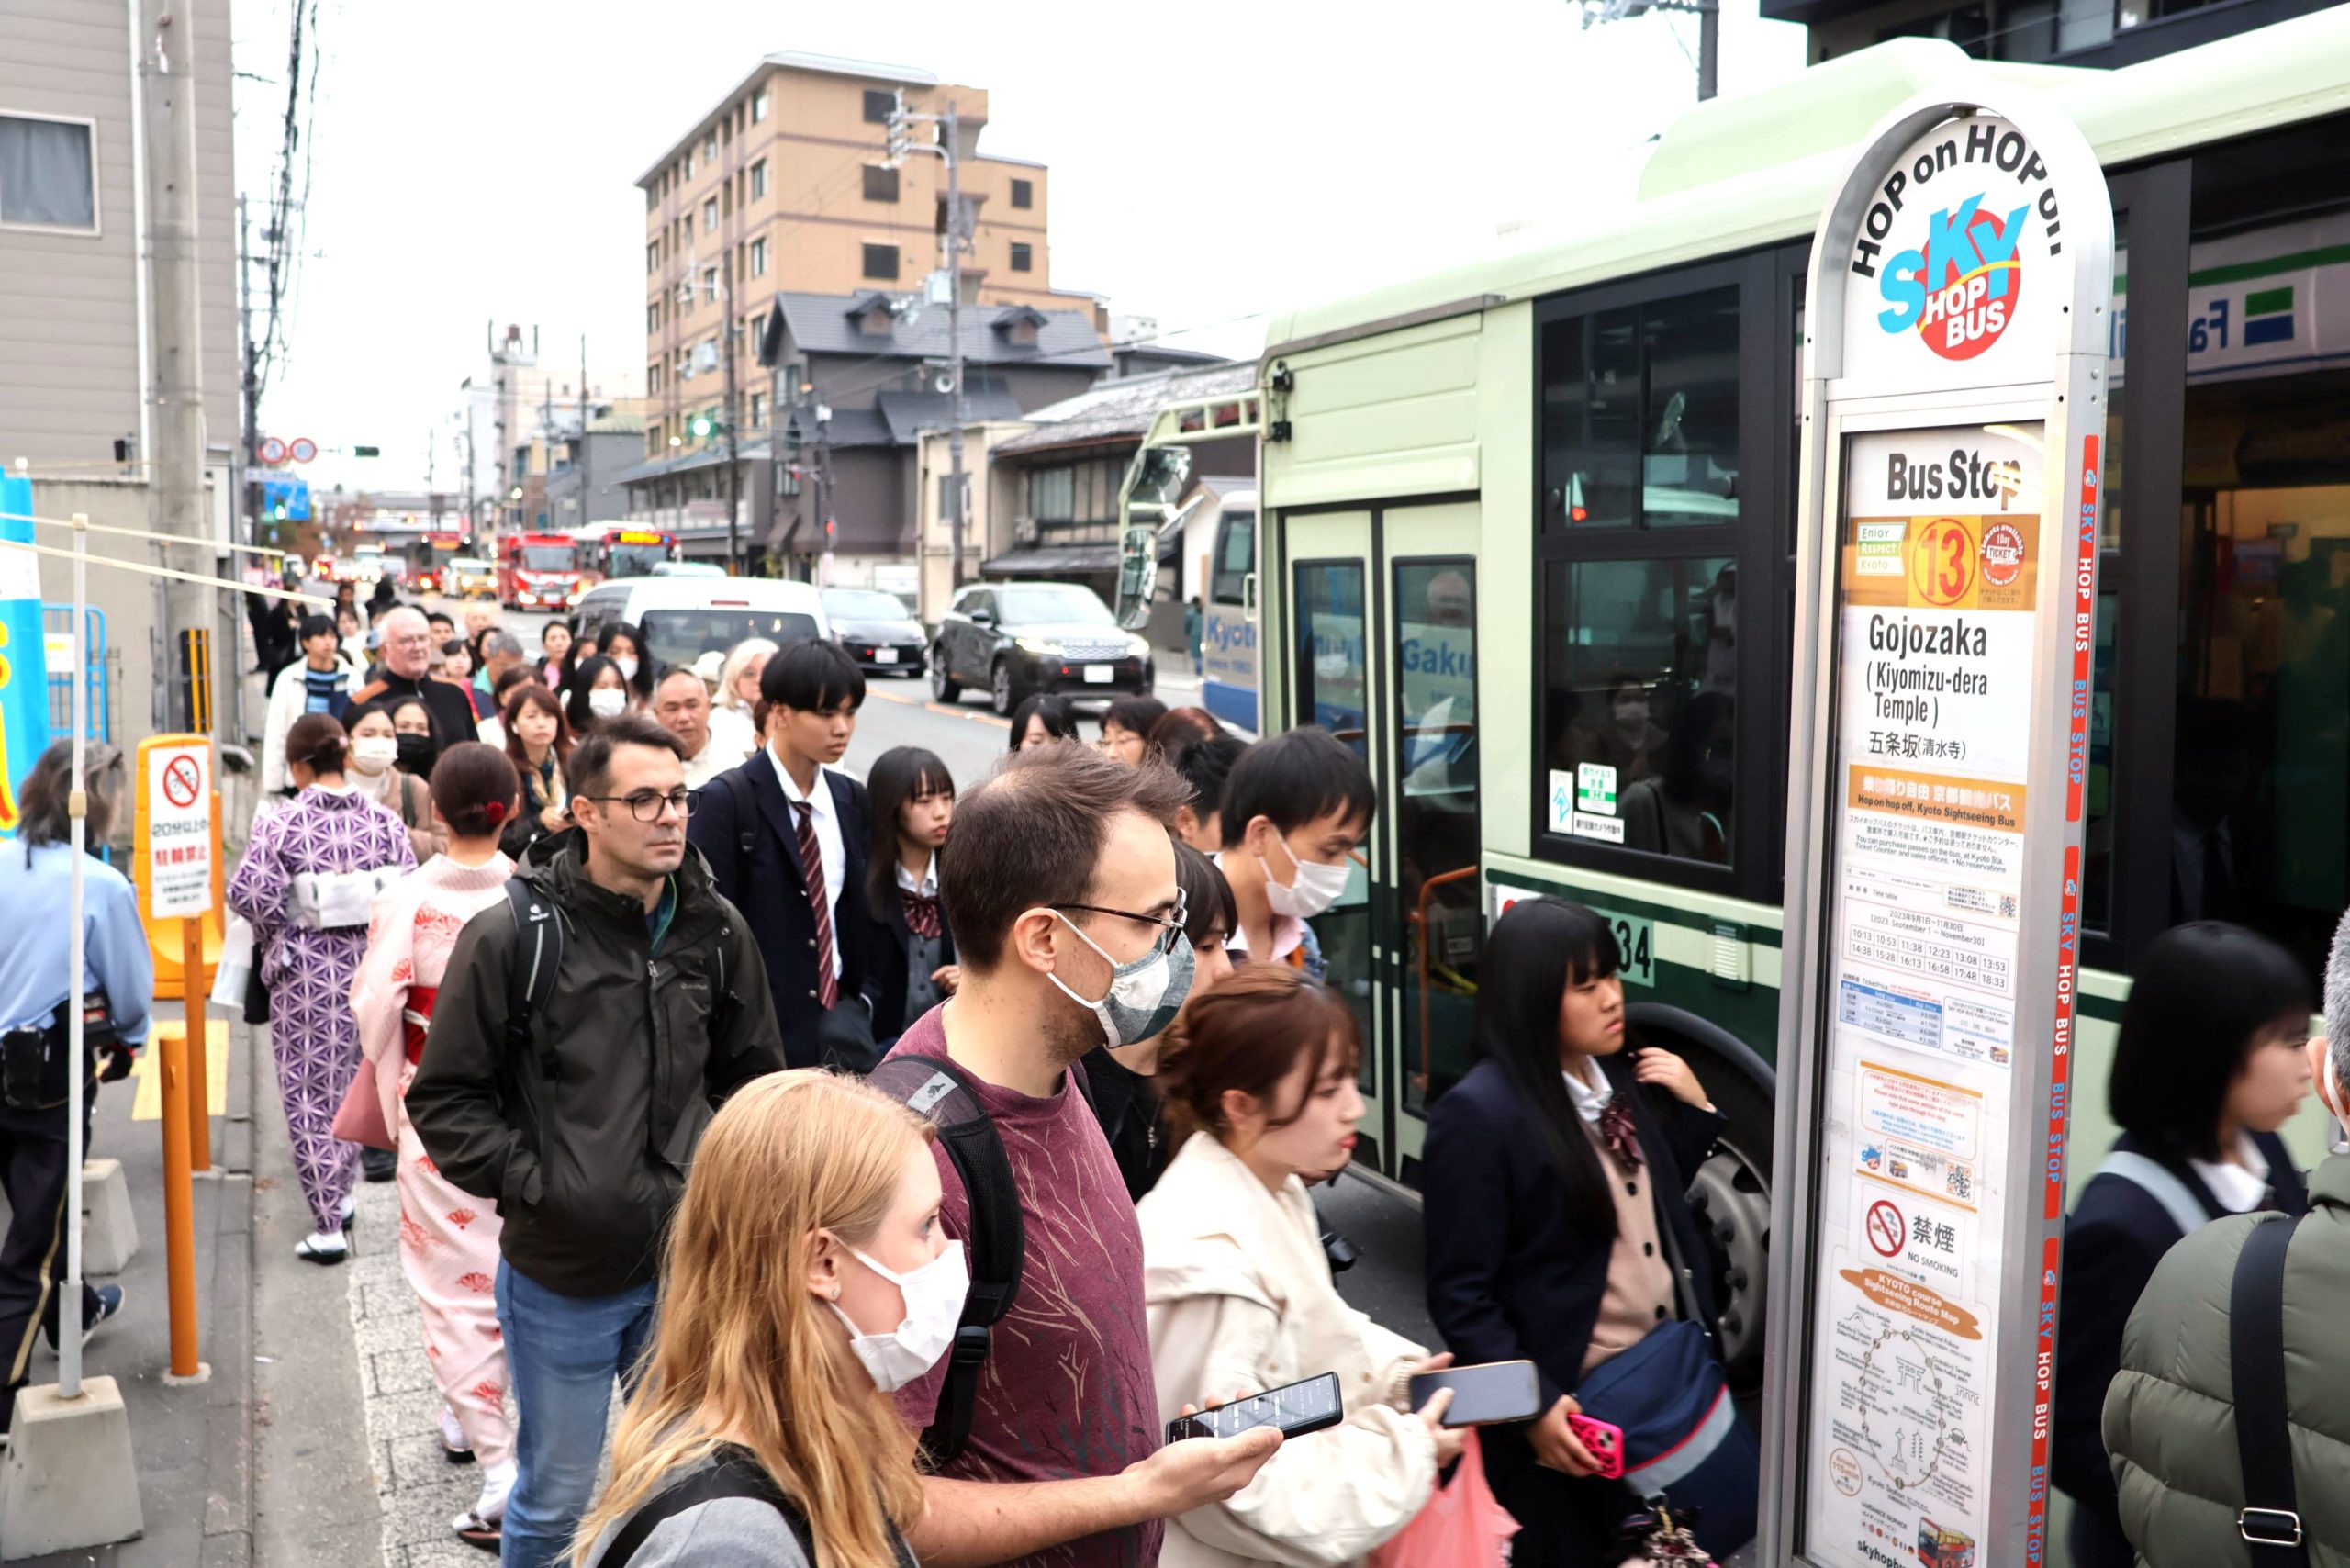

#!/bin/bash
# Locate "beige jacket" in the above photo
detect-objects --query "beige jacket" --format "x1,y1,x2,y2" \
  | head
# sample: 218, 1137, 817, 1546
1140, 1133, 1438, 1568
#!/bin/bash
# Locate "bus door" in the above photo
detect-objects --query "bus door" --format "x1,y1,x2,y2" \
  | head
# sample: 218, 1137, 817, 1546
1277, 503, 1481, 1181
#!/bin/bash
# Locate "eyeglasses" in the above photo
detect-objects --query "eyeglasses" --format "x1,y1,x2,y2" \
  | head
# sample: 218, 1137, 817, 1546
581, 789, 693, 823
1055, 885, 1190, 955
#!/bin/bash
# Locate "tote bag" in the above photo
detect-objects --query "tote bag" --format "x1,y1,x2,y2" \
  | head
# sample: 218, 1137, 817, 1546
1575, 1319, 1759, 1557
1364, 1428, 1518, 1568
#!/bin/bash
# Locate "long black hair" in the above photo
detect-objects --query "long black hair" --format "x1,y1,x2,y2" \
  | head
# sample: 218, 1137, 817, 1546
1473, 895, 1633, 1238
565, 655, 629, 733
599, 621, 656, 701
864, 745, 957, 916
2110, 921, 2311, 1160
1006, 693, 1080, 752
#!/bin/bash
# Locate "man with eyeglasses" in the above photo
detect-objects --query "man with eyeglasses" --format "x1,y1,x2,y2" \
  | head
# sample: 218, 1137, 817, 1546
408, 714, 783, 1568
879, 745, 1284, 1568
352, 604, 482, 751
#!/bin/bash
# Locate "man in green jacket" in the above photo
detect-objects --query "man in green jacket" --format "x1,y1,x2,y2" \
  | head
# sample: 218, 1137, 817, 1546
2103, 907, 2350, 1567
409, 713, 783, 1568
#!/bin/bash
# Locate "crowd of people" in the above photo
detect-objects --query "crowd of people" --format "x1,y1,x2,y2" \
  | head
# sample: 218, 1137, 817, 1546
19, 579, 2329, 1568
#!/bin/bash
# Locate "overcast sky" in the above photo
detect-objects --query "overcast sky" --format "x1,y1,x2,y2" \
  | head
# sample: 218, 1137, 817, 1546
234, 0, 1807, 496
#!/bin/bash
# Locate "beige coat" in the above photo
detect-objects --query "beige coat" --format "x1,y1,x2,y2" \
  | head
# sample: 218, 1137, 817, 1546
1141, 1133, 1438, 1568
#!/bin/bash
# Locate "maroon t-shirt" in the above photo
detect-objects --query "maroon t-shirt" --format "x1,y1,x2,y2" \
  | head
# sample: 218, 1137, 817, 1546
888, 1008, 1164, 1568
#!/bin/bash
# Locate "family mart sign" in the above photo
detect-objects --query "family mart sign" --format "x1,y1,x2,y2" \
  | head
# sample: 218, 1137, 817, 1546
2109, 212, 2350, 385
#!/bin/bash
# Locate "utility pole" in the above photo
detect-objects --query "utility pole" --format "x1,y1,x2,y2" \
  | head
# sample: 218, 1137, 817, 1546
238, 195, 262, 553
887, 90, 971, 587
1578, 0, 1719, 100
722, 257, 742, 574
141, 0, 215, 732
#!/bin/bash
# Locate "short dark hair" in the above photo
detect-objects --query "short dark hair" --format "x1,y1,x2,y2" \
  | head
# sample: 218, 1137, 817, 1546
1147, 706, 1225, 758
565, 713, 687, 800
429, 742, 521, 839
1170, 732, 1247, 823
297, 612, 337, 642
427, 610, 455, 631
2110, 922, 2311, 1159
1157, 966, 1360, 1142
759, 637, 865, 716
285, 712, 350, 778
942, 746, 1187, 970
440, 638, 471, 660
16, 739, 120, 848
653, 663, 705, 698
490, 665, 533, 701
1005, 693, 1079, 753
1172, 839, 1235, 948
1102, 695, 1169, 741
1219, 726, 1375, 849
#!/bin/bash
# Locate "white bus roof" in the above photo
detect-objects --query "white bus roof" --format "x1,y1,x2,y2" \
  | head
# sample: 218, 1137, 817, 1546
1261, 10, 2350, 356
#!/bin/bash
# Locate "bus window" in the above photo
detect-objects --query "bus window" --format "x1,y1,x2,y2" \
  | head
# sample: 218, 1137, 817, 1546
1542, 554, 1735, 867
2174, 364, 2350, 980
1542, 286, 1740, 532
1210, 511, 1255, 605
1295, 563, 1368, 750
1395, 560, 1480, 1110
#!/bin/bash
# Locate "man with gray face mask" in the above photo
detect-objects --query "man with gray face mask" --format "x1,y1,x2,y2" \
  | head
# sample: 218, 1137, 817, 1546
879, 746, 1280, 1568
2103, 906, 2350, 1566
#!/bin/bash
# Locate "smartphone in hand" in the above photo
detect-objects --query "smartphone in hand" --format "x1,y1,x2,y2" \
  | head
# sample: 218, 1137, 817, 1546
1404, 1360, 1543, 1427
1165, 1372, 1344, 1444
1567, 1412, 1627, 1480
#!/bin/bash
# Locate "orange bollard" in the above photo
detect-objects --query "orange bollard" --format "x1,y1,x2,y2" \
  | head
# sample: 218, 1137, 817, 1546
157, 1018, 200, 1379
182, 917, 209, 1173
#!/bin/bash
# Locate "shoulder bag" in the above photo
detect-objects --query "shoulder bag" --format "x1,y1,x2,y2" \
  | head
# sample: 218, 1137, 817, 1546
2231, 1213, 2308, 1566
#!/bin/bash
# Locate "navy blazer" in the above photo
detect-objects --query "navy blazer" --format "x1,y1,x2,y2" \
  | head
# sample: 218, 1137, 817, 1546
862, 878, 957, 1043
2052, 1128, 2308, 1568
1424, 1054, 1727, 1414
688, 752, 872, 1069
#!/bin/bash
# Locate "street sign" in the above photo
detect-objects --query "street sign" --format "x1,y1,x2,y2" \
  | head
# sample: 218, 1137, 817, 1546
139, 737, 214, 920
288, 436, 318, 464
258, 436, 287, 465
1759, 90, 2112, 1568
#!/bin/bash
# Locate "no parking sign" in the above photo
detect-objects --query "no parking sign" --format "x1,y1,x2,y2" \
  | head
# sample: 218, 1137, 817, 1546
140, 737, 213, 920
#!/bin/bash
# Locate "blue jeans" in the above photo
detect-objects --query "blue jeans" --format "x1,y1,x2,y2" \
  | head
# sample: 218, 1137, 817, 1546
494, 1262, 659, 1568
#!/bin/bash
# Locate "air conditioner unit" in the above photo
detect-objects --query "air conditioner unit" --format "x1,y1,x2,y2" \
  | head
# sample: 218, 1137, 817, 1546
1014, 516, 1039, 544
675, 281, 694, 306
692, 342, 719, 371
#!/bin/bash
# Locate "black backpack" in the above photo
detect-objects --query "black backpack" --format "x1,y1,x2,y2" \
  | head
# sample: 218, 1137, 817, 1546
865, 1050, 1092, 1465
499, 877, 740, 1081
599, 1445, 916, 1567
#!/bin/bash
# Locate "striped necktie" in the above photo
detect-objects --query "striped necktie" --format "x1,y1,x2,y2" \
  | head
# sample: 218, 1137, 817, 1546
793, 798, 838, 1008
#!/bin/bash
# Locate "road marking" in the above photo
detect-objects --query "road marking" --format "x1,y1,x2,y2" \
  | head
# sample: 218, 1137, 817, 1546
867, 686, 1009, 728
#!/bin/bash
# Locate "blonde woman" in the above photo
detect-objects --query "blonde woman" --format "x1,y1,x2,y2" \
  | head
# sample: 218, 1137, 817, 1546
571, 1071, 955, 1567
704, 637, 778, 764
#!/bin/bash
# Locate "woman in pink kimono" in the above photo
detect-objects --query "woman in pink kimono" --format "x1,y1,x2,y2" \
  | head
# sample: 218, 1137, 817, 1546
349, 741, 521, 1551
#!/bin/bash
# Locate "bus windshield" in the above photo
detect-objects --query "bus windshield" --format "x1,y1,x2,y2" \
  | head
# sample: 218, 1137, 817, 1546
998, 585, 1115, 626
519, 545, 573, 572
610, 543, 671, 578
638, 609, 821, 666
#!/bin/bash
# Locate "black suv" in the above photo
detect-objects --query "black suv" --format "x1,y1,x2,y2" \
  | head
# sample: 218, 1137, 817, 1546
930, 581, 1154, 715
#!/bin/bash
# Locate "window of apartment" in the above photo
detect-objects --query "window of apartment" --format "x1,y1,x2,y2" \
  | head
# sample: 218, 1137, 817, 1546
682, 151, 693, 182
1010, 241, 1033, 273
703, 196, 719, 233
749, 237, 767, 278
703, 132, 718, 163
750, 159, 767, 200
862, 242, 900, 281
647, 302, 659, 334
702, 264, 721, 304
648, 363, 663, 395
864, 88, 894, 123
863, 164, 900, 203
749, 391, 767, 429
0, 115, 97, 231
1010, 177, 1033, 210
646, 241, 660, 276
752, 90, 768, 125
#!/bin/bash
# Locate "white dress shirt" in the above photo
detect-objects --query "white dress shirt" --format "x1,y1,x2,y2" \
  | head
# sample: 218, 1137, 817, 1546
767, 744, 845, 979
2189, 1130, 2273, 1214
897, 852, 938, 900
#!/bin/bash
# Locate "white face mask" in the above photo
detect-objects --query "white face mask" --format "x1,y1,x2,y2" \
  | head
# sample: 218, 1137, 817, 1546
588, 687, 628, 719
612, 655, 639, 681
1260, 837, 1353, 920
350, 735, 397, 775
825, 1239, 967, 1394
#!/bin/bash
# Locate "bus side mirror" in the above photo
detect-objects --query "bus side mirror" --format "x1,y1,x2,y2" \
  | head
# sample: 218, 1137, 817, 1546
1114, 524, 1158, 632
1113, 444, 1192, 632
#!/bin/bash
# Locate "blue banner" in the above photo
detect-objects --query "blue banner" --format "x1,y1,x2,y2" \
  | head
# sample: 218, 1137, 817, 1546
0, 475, 52, 836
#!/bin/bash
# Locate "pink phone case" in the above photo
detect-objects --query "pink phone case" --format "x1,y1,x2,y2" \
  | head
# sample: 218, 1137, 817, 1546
1567, 1413, 1627, 1480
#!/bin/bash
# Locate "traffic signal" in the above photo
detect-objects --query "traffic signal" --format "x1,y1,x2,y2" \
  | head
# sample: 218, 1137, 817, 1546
689, 413, 717, 440
352, 445, 381, 457
272, 502, 287, 521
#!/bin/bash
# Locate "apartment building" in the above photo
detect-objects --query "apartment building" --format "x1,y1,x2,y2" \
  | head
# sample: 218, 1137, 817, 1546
635, 50, 1101, 461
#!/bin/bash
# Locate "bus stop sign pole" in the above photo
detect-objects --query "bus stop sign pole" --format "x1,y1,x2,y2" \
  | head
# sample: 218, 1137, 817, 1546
1758, 88, 2112, 1568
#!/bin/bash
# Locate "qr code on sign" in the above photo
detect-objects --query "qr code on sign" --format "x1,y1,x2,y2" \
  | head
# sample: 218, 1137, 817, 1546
1947, 1166, 1974, 1203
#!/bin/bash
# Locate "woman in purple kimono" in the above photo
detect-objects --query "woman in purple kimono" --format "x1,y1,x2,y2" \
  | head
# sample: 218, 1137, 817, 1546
229, 712, 416, 1262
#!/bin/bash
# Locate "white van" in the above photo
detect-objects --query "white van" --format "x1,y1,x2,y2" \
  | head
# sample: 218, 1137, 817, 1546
571, 577, 832, 673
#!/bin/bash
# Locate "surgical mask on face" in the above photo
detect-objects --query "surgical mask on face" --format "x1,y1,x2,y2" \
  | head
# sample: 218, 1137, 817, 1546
350, 736, 397, 775
824, 1239, 968, 1394
612, 655, 639, 681
1260, 838, 1352, 920
1047, 913, 1195, 1049
588, 687, 627, 719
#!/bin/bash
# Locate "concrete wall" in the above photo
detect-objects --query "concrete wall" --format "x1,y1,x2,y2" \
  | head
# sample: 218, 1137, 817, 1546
0, 0, 237, 467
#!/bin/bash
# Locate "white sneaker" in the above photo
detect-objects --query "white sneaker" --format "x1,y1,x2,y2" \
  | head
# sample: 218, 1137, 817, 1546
294, 1230, 348, 1265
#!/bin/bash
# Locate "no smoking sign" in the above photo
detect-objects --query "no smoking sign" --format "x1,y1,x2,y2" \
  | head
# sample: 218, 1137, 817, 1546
1865, 1198, 1906, 1259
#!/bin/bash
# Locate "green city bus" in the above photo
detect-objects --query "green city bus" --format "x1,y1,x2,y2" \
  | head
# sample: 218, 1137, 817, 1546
1118, 9, 2350, 1386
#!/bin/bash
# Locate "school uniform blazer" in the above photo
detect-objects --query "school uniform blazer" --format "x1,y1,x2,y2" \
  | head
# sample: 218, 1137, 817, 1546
862, 880, 957, 1044
2052, 1127, 2308, 1566
687, 751, 872, 1070
1422, 1055, 1727, 1416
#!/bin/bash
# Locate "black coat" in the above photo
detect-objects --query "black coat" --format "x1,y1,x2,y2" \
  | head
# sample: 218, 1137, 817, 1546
688, 752, 872, 1070
2052, 1128, 2308, 1568
861, 877, 957, 1044
1423, 1054, 1726, 1567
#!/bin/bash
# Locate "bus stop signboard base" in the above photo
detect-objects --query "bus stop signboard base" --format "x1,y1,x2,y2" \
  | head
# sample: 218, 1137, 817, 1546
1757, 90, 2113, 1568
